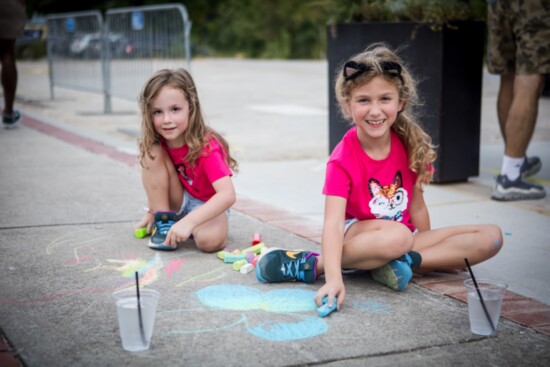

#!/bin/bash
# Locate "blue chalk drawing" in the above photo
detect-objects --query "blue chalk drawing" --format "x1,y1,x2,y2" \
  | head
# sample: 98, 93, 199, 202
161, 284, 393, 342
248, 315, 328, 341
195, 284, 325, 341
196, 285, 317, 313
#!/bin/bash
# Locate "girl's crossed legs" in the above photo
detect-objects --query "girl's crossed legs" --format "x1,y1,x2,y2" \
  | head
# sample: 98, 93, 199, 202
316, 219, 414, 273
315, 220, 502, 276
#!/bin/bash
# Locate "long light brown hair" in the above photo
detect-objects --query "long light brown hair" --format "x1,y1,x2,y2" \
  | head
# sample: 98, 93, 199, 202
334, 43, 436, 186
138, 68, 238, 172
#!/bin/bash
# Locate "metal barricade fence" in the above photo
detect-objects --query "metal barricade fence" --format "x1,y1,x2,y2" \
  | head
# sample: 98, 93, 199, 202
46, 4, 191, 113
106, 4, 192, 103
46, 11, 104, 99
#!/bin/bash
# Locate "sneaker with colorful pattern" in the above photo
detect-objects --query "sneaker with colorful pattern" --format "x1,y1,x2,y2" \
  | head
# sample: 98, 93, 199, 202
256, 248, 318, 283
148, 211, 177, 250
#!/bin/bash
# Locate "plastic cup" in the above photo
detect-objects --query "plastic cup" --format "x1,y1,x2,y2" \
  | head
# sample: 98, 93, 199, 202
113, 288, 160, 352
464, 279, 507, 336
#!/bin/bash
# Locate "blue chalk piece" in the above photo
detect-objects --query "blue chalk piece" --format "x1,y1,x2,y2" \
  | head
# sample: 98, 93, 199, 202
224, 253, 247, 263
317, 296, 337, 318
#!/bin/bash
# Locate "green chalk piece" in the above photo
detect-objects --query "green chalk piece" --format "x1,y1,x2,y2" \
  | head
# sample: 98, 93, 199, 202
224, 253, 247, 263
241, 242, 266, 255
232, 259, 247, 271
134, 227, 149, 238
240, 245, 256, 255
253, 242, 266, 254
217, 251, 231, 260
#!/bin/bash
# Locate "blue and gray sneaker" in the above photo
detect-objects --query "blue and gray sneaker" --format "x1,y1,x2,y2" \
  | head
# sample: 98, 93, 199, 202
148, 211, 177, 250
256, 249, 318, 283
2, 110, 20, 129
370, 251, 421, 291
520, 156, 542, 179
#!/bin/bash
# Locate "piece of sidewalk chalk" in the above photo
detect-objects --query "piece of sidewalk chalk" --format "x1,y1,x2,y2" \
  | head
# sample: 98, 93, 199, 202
232, 259, 247, 271
216, 251, 231, 260
252, 233, 262, 245
317, 296, 338, 317
240, 263, 255, 274
224, 253, 247, 263
134, 227, 149, 238
245, 251, 255, 263
241, 242, 266, 256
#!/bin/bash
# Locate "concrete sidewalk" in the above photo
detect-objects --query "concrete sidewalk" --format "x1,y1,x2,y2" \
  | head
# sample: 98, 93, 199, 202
0, 59, 549, 366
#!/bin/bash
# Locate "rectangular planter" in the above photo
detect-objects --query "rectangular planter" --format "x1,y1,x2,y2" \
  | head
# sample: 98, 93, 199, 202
327, 21, 485, 183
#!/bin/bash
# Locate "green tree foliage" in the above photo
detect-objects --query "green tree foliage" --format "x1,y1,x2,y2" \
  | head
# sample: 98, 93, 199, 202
201, 0, 326, 59
25, 0, 487, 59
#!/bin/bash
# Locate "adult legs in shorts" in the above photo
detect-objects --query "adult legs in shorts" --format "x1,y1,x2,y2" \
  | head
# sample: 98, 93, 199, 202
487, 0, 549, 201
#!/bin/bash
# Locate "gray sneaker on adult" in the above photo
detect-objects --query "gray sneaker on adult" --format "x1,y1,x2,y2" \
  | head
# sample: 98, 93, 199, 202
492, 174, 546, 201
521, 156, 542, 179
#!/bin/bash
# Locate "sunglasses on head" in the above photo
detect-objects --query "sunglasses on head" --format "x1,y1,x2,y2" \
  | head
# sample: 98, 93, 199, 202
343, 60, 404, 84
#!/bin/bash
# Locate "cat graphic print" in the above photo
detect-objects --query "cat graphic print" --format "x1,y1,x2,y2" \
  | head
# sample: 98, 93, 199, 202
368, 171, 408, 222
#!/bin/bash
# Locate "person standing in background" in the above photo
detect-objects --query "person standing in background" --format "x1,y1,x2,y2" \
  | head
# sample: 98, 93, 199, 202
0, 0, 26, 129
487, 0, 549, 201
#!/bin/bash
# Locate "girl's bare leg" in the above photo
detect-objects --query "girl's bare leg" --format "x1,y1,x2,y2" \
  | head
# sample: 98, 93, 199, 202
192, 213, 229, 253
413, 224, 503, 274
141, 145, 183, 213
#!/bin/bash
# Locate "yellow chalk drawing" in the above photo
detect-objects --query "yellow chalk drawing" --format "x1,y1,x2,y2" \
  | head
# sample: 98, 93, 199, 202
46, 235, 110, 255
119, 259, 148, 278
176, 266, 227, 287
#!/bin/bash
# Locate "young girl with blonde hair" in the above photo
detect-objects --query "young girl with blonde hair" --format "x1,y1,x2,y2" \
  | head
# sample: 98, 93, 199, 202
135, 68, 238, 252
256, 44, 503, 310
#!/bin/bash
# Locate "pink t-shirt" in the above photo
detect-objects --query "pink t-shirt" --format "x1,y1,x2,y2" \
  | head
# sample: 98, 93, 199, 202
323, 127, 418, 231
162, 137, 232, 201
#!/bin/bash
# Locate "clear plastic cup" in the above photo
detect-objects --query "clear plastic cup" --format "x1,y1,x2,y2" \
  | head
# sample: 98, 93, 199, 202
113, 288, 160, 351
464, 279, 507, 336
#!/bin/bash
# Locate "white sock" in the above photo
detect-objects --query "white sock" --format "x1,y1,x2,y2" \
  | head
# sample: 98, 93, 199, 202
501, 156, 524, 181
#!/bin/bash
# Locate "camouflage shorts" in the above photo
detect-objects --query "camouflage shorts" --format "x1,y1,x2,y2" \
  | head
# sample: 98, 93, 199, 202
487, 0, 550, 74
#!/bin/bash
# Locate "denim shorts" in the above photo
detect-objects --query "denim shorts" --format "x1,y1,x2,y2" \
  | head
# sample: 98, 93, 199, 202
344, 218, 359, 233
177, 191, 230, 217
344, 218, 417, 235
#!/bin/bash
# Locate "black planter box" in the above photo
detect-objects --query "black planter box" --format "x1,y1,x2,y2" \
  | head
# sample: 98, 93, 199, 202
327, 21, 485, 183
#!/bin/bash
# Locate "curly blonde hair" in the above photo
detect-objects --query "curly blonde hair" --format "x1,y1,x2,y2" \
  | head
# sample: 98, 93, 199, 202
138, 68, 238, 172
334, 43, 436, 186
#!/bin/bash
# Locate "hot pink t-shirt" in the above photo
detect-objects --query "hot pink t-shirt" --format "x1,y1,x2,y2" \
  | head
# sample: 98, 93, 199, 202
162, 137, 232, 201
323, 127, 417, 231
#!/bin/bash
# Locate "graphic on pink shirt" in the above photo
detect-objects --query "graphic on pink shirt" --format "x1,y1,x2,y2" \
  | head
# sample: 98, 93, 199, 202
323, 127, 417, 231
368, 171, 408, 222
175, 163, 193, 186
162, 137, 232, 201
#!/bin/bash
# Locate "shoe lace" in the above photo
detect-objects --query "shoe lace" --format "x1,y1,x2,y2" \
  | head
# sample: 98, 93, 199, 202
155, 219, 175, 235
282, 252, 318, 281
